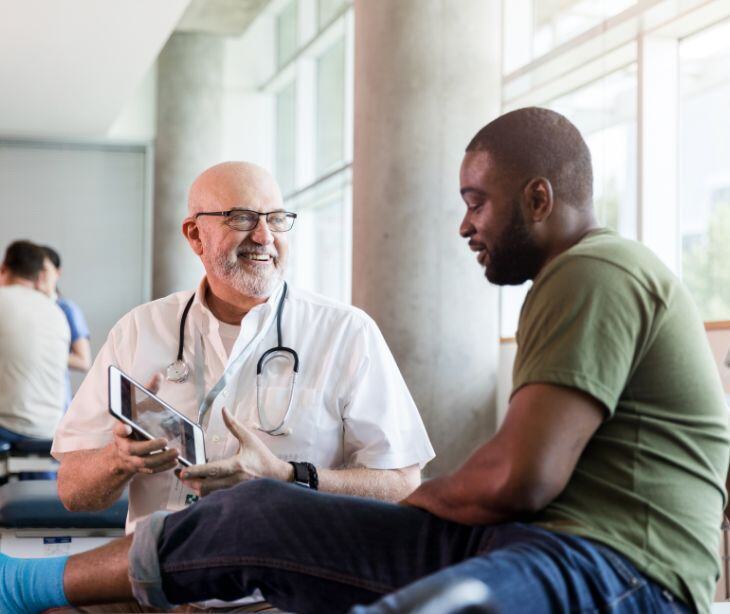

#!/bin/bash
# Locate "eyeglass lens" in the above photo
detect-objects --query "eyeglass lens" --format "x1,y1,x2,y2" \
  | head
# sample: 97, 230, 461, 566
228, 211, 294, 231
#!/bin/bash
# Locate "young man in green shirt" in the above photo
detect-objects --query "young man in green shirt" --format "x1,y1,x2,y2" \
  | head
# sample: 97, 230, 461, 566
2, 107, 728, 614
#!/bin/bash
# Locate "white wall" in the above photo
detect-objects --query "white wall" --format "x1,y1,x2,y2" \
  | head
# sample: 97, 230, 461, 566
0, 141, 150, 392
107, 63, 158, 142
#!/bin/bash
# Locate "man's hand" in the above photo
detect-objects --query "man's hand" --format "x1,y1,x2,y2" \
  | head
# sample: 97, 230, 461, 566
108, 373, 178, 477
401, 475, 451, 516
178, 408, 292, 497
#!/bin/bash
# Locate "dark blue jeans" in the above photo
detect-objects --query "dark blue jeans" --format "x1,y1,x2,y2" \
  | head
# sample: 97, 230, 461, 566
134, 480, 692, 613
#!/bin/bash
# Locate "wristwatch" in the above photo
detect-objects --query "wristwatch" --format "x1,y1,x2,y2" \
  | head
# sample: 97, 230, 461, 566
289, 461, 319, 490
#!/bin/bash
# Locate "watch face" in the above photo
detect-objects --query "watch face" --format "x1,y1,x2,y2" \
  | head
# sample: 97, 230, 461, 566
291, 462, 309, 485
166, 360, 189, 383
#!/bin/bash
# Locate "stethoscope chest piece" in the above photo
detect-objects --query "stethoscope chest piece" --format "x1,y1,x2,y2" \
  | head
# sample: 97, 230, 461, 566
167, 294, 196, 383
166, 359, 190, 383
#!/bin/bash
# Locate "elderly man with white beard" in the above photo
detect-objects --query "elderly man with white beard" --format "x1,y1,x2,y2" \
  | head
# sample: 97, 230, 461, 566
52, 162, 433, 547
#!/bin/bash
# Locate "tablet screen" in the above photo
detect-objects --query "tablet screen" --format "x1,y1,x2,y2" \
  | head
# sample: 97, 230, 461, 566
120, 376, 199, 463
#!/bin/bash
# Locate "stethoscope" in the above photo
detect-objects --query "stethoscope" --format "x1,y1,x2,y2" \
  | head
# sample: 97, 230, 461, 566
166, 282, 299, 436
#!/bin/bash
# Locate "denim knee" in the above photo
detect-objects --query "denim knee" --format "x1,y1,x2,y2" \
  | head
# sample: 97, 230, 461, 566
199, 478, 293, 523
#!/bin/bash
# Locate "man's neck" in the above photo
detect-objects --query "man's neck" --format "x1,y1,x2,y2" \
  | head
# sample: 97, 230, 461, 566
205, 281, 269, 325
1, 275, 36, 290
536, 217, 602, 279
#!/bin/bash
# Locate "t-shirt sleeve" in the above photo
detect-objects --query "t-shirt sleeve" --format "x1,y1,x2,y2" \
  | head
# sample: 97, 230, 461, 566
59, 299, 90, 343
512, 257, 652, 417
340, 317, 435, 470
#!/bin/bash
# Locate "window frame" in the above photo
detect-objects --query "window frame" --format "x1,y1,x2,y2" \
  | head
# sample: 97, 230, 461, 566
498, 0, 730, 337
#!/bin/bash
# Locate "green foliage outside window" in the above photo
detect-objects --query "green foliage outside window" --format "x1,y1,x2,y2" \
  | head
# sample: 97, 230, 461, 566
682, 198, 730, 321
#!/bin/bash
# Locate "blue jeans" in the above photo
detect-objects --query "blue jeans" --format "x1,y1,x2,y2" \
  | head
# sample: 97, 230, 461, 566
0, 425, 56, 481
130, 480, 692, 614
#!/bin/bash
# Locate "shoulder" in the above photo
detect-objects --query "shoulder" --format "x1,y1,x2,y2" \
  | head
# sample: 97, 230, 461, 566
533, 231, 676, 304
111, 290, 195, 334
287, 286, 374, 330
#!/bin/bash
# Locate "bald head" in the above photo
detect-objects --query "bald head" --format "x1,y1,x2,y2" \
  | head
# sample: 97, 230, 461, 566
466, 107, 593, 209
188, 162, 283, 217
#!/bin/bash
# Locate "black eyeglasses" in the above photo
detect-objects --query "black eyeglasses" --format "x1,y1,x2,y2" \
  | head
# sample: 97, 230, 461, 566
195, 208, 297, 232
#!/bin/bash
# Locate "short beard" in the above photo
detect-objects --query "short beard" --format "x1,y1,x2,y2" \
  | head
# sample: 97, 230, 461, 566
211, 248, 284, 298
486, 201, 545, 285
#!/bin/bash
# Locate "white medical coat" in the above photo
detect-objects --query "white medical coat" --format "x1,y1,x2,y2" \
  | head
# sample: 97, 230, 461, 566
52, 279, 434, 532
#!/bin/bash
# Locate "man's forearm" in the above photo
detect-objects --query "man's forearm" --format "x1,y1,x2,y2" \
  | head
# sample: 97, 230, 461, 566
67, 338, 92, 371
57, 446, 132, 512
404, 471, 518, 525
315, 466, 420, 502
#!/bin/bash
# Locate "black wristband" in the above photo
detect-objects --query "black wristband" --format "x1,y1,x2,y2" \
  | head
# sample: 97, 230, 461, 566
289, 461, 318, 490
306, 462, 319, 491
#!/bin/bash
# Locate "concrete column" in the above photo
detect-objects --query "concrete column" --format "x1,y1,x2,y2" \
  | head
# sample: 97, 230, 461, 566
153, 33, 224, 297
353, 0, 501, 475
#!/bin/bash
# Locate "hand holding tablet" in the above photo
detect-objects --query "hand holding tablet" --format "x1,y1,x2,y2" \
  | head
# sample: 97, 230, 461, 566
108, 366, 206, 467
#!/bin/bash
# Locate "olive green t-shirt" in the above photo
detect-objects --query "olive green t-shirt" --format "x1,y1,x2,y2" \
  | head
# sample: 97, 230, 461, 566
513, 229, 729, 613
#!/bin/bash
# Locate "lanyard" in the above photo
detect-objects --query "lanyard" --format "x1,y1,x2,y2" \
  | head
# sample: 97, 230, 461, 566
196, 282, 287, 425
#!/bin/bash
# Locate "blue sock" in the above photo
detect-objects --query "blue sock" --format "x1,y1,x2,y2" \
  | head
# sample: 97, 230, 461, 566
0, 553, 70, 613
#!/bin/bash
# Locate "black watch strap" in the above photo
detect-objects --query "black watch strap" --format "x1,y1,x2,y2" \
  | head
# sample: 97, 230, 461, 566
289, 461, 319, 490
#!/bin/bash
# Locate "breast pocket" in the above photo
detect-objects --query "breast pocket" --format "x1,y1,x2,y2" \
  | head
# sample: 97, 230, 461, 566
259, 387, 343, 467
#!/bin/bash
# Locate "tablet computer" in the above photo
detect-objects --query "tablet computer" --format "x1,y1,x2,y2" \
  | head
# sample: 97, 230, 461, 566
108, 365, 206, 467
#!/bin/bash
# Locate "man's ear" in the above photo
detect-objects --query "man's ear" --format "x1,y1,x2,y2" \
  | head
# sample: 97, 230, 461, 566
34, 269, 50, 295
523, 177, 553, 223
182, 218, 204, 256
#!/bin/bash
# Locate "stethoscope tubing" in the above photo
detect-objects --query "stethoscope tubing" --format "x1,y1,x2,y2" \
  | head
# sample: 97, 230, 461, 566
168, 282, 299, 436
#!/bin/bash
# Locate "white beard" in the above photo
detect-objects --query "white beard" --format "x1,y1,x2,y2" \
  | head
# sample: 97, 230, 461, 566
211, 250, 284, 298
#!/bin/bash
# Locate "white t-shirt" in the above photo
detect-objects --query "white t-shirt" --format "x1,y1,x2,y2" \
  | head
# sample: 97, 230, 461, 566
53, 278, 434, 532
0, 285, 70, 438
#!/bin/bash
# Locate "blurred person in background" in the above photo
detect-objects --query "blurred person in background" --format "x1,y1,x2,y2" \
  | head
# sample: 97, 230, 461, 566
0, 240, 69, 449
39, 245, 92, 411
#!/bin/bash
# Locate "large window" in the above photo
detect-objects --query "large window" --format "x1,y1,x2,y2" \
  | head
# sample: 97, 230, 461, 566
679, 18, 730, 322
547, 66, 637, 237
276, 1, 297, 68
499, 0, 730, 337
503, 0, 636, 73
275, 82, 296, 195
267, 1, 353, 303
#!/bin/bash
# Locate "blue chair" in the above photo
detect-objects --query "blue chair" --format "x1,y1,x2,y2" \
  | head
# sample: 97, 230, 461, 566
6, 439, 58, 481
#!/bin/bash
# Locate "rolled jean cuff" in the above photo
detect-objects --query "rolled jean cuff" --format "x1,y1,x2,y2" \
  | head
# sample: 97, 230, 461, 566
129, 510, 173, 609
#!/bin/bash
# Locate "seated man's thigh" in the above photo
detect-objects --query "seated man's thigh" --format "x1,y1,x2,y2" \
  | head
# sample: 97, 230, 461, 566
352, 525, 685, 613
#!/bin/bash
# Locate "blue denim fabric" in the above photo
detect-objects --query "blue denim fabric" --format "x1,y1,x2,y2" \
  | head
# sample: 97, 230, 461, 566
0, 425, 56, 480
139, 479, 693, 614
129, 511, 173, 609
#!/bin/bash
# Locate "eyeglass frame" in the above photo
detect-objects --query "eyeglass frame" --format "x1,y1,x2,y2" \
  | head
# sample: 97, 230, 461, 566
194, 208, 298, 232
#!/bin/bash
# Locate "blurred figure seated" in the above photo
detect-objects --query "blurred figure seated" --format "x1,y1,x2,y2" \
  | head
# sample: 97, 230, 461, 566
39, 245, 91, 411
0, 241, 70, 464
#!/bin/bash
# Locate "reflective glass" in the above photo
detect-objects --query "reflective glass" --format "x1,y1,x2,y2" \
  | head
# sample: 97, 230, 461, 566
504, 0, 636, 72
679, 19, 730, 321
276, 0, 298, 68
287, 182, 351, 303
318, 0, 347, 28
316, 37, 346, 174
547, 65, 637, 237
276, 81, 297, 195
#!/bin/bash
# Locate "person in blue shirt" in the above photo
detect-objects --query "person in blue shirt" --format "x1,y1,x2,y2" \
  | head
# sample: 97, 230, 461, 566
40, 246, 91, 410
